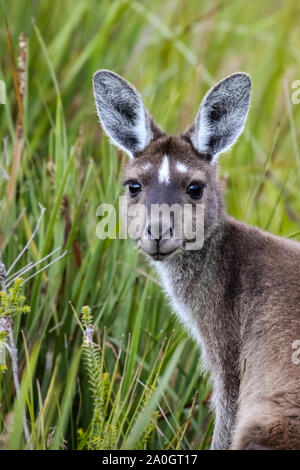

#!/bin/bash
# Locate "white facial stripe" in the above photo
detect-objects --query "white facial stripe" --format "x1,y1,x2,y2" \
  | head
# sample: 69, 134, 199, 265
141, 163, 152, 171
158, 155, 170, 184
176, 162, 188, 173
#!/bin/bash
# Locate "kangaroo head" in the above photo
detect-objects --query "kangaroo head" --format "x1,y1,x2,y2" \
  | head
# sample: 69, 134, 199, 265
93, 70, 251, 261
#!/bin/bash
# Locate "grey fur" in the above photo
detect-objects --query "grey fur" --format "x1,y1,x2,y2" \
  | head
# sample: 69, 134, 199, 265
186, 73, 251, 159
93, 70, 300, 450
93, 70, 161, 158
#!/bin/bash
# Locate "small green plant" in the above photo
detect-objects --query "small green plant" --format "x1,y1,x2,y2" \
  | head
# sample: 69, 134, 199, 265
0, 277, 31, 318
78, 305, 160, 450
0, 275, 32, 447
0, 278, 30, 371
78, 306, 115, 450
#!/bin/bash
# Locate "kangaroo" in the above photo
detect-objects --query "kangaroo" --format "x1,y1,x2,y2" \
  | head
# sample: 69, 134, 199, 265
93, 70, 300, 450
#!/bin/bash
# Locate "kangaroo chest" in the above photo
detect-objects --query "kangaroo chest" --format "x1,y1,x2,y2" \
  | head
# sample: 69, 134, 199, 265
154, 235, 239, 374
154, 252, 224, 367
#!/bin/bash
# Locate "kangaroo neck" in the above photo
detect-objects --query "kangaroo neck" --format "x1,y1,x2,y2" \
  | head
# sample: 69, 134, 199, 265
154, 218, 227, 317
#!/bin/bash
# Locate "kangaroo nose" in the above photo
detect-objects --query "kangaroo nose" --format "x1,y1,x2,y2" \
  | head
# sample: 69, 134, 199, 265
147, 224, 174, 241
147, 223, 174, 240
141, 219, 180, 259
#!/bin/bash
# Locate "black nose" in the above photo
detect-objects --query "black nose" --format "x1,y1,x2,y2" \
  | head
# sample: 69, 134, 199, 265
147, 224, 174, 240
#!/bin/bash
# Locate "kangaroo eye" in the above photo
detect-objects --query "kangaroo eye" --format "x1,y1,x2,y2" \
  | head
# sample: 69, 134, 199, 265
128, 181, 142, 197
187, 182, 205, 200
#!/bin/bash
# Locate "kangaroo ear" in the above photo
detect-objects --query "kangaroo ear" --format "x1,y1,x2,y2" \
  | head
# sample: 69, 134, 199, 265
184, 73, 251, 162
93, 70, 162, 158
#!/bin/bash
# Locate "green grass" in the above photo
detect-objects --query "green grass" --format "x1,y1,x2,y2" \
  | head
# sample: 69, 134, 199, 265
0, 0, 300, 450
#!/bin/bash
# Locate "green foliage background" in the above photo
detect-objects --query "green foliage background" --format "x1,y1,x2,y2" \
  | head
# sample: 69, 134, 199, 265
0, 0, 299, 450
